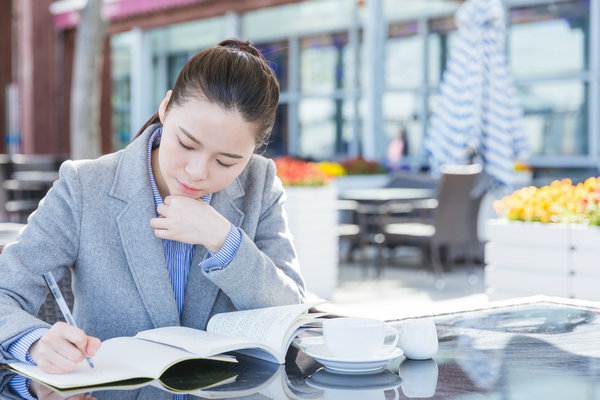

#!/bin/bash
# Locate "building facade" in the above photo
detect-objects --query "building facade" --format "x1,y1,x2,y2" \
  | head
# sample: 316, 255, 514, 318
4, 0, 599, 183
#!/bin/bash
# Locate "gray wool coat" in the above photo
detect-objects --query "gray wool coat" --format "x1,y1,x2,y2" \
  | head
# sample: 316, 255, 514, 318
0, 124, 306, 364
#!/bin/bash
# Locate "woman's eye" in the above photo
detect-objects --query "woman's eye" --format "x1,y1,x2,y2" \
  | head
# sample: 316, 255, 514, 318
178, 139, 193, 150
217, 160, 234, 168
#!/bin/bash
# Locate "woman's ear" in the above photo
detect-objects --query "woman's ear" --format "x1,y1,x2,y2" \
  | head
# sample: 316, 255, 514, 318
158, 90, 173, 123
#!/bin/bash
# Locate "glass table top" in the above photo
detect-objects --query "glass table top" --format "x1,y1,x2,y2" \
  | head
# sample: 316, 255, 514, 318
2, 297, 599, 399
407, 299, 600, 400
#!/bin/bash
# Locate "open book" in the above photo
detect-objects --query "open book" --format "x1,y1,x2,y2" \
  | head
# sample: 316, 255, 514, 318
9, 302, 324, 393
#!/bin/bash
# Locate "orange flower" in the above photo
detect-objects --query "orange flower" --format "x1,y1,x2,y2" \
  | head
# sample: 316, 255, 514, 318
273, 156, 333, 187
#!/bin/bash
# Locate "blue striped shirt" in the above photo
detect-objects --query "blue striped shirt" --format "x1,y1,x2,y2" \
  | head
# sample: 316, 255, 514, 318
9, 127, 241, 398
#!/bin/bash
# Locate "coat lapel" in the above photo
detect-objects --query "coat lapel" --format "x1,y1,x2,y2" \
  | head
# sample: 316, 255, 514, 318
116, 193, 180, 328
111, 124, 180, 328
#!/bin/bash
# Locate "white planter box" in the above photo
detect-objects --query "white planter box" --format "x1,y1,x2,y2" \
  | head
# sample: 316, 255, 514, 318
485, 219, 600, 301
284, 185, 338, 299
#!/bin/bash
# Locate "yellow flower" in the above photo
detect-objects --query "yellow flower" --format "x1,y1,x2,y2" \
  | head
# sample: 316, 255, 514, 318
318, 161, 346, 177
494, 176, 600, 225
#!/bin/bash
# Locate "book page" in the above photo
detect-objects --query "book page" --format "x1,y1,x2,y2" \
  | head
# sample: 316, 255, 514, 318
135, 326, 276, 362
9, 336, 202, 390
206, 303, 314, 356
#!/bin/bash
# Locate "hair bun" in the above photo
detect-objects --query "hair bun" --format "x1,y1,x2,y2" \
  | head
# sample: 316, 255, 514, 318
218, 39, 263, 59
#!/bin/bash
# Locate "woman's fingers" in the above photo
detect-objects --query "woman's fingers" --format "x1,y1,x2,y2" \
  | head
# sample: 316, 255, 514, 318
149, 216, 168, 229
30, 322, 101, 374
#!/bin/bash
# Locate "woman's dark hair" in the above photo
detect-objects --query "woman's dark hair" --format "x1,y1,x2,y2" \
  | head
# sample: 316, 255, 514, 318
135, 39, 280, 151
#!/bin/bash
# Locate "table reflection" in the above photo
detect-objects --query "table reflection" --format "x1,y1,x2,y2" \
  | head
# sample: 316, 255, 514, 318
398, 359, 438, 398
417, 299, 600, 399
306, 369, 401, 399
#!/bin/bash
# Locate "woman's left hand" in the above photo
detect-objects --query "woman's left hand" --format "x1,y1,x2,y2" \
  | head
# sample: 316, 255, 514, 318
150, 195, 231, 252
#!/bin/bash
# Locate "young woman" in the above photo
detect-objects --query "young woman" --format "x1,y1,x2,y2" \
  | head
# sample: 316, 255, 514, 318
0, 39, 306, 396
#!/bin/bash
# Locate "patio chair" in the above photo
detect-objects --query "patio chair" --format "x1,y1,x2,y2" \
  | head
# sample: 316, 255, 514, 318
337, 199, 367, 265
379, 164, 483, 288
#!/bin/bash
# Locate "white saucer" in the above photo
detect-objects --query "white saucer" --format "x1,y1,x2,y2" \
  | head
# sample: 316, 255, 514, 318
304, 344, 404, 374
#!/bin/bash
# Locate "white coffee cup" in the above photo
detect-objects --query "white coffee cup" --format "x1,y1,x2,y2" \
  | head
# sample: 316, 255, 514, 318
322, 317, 399, 360
397, 317, 438, 360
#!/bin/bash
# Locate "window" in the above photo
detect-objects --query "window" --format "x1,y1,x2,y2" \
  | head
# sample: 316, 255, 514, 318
300, 33, 349, 92
298, 98, 337, 159
265, 104, 289, 158
383, 92, 421, 158
518, 80, 587, 156
386, 22, 422, 89
256, 41, 289, 92
509, 1, 589, 78
297, 32, 357, 160
385, 21, 425, 164
509, 0, 590, 159
427, 16, 457, 86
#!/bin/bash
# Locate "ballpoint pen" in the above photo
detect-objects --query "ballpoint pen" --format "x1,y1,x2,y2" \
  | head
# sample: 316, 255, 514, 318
42, 271, 95, 370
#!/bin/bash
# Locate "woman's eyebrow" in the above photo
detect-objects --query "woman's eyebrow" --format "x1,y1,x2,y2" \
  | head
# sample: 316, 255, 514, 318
219, 151, 244, 159
179, 127, 201, 145
179, 126, 244, 159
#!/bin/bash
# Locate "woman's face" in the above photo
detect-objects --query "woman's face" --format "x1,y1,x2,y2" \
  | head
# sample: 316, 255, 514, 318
153, 92, 257, 199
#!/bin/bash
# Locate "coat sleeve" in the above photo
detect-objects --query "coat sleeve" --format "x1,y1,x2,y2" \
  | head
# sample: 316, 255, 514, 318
0, 161, 82, 364
202, 158, 306, 309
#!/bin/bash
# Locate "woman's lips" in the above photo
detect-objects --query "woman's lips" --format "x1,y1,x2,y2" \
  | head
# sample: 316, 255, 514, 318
177, 180, 200, 195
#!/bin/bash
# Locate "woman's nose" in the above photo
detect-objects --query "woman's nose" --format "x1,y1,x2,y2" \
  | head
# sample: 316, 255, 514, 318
185, 155, 209, 180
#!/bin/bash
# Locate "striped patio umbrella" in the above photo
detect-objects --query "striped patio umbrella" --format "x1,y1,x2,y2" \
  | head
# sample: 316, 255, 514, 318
426, 0, 529, 188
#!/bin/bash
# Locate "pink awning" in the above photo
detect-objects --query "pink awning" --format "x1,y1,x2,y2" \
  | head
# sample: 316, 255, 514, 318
53, 0, 209, 29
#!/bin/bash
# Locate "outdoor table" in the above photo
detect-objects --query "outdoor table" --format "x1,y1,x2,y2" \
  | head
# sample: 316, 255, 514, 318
340, 188, 436, 204
1, 296, 598, 399
339, 188, 437, 254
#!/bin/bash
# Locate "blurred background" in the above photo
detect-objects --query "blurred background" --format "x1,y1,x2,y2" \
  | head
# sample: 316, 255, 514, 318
1, 0, 599, 316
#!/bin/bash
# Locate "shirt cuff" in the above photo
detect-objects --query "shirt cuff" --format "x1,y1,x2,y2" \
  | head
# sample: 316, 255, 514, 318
9, 375, 36, 400
8, 327, 48, 365
199, 225, 242, 271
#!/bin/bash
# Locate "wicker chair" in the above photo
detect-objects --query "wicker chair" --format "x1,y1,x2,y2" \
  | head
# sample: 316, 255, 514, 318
0, 222, 73, 324
36, 272, 74, 324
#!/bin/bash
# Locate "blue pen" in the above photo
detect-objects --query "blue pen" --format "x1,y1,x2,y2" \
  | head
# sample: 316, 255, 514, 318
43, 272, 95, 370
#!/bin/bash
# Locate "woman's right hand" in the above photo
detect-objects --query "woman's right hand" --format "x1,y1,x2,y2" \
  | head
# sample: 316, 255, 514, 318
29, 322, 101, 374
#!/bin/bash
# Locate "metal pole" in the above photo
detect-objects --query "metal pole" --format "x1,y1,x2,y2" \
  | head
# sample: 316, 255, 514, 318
130, 28, 152, 140
362, 0, 385, 160
288, 36, 300, 156
589, 0, 600, 170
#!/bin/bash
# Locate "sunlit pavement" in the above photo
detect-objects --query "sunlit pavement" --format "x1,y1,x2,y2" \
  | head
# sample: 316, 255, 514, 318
324, 247, 490, 321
